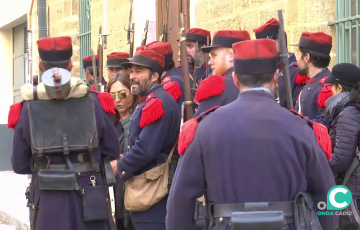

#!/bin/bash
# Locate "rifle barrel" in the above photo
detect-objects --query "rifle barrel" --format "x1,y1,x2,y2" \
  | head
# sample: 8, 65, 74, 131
278, 9, 293, 110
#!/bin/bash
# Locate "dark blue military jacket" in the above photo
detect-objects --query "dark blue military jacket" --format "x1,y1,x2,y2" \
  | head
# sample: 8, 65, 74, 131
193, 67, 239, 117
166, 90, 336, 230
117, 84, 180, 223
278, 53, 299, 107
295, 68, 332, 121
11, 92, 119, 230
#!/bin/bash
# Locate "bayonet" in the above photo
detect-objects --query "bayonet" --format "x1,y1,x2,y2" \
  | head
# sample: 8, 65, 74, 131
160, 0, 171, 42
126, 0, 133, 45
141, 20, 149, 46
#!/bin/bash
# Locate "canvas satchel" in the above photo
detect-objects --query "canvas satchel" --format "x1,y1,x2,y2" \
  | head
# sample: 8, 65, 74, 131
124, 142, 177, 212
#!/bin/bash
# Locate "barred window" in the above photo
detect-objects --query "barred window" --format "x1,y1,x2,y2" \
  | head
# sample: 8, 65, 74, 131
78, 0, 92, 80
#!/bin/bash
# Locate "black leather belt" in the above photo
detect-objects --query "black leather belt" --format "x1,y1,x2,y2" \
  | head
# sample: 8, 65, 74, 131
211, 201, 294, 218
34, 162, 101, 173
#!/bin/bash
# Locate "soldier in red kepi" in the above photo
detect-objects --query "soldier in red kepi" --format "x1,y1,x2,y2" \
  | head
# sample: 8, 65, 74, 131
166, 38, 336, 230
9, 36, 119, 230
291, 32, 333, 124
82, 55, 108, 90
164, 28, 211, 88
194, 30, 250, 117
106, 52, 131, 81
114, 49, 180, 230
138, 41, 183, 114
253, 18, 307, 107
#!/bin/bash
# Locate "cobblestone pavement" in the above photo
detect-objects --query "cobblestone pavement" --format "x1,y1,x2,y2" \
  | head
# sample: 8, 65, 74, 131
0, 171, 30, 228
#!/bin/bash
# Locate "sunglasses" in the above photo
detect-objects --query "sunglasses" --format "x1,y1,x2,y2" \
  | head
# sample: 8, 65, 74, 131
111, 92, 127, 100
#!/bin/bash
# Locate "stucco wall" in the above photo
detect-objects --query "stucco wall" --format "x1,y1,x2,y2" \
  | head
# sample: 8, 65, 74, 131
191, 0, 337, 68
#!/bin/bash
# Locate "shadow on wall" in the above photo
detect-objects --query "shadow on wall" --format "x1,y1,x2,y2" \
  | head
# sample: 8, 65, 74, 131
0, 126, 13, 171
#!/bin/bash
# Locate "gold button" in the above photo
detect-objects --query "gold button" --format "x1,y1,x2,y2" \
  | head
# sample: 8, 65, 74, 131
128, 146, 131, 150
136, 106, 139, 110
122, 171, 125, 175
302, 99, 305, 102
127, 131, 129, 135
130, 118, 132, 122
78, 173, 81, 175
281, 74, 283, 77
32, 205, 34, 210
308, 87, 311, 91
219, 217, 223, 222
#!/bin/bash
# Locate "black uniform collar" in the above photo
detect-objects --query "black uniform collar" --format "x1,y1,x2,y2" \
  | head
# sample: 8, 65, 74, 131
307, 68, 331, 84
225, 67, 234, 76
144, 84, 163, 99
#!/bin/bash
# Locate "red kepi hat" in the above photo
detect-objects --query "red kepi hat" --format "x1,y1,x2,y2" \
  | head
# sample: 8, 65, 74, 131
82, 55, 99, 68
290, 32, 332, 55
143, 41, 173, 70
186, 28, 211, 45
121, 50, 165, 76
233, 39, 278, 75
105, 52, 129, 68
202, 30, 250, 53
253, 18, 280, 39
37, 36, 72, 61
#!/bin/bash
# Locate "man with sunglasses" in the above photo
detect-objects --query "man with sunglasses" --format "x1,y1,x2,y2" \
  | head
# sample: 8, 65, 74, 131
106, 52, 131, 80
114, 49, 180, 230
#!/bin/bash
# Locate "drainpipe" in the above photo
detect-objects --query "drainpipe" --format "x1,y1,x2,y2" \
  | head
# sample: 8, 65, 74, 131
37, 0, 47, 39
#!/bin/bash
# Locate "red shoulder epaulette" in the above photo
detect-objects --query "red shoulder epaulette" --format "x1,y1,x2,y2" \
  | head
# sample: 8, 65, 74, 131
194, 75, 225, 103
317, 77, 332, 108
7, 102, 23, 129
289, 110, 332, 161
96, 92, 116, 115
294, 62, 298, 66
91, 85, 96, 91
178, 106, 220, 155
176, 65, 182, 69
294, 72, 308, 85
162, 77, 182, 101
140, 93, 164, 128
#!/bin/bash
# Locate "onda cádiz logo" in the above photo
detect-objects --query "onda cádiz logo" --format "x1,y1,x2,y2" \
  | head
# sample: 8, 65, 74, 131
317, 185, 353, 216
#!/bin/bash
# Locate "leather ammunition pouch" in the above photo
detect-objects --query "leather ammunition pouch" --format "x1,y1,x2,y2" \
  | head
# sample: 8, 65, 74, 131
294, 192, 322, 230
231, 211, 286, 230
208, 201, 293, 230
27, 95, 99, 191
208, 192, 322, 230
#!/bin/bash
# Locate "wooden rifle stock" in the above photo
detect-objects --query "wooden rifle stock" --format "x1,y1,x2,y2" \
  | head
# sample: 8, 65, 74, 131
277, 9, 293, 110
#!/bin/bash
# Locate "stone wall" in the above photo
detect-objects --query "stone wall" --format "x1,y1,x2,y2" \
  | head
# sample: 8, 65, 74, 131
192, 0, 337, 68
30, 0, 131, 80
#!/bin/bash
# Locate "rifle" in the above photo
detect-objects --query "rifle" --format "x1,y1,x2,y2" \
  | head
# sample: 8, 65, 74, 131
277, 9, 293, 110
159, 0, 170, 42
91, 49, 98, 92
193, 41, 198, 93
97, 25, 103, 92
124, 0, 135, 57
205, 36, 210, 79
179, 11, 194, 121
141, 20, 149, 46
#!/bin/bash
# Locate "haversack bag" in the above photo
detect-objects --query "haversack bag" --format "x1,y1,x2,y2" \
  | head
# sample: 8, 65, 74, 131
124, 142, 177, 212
